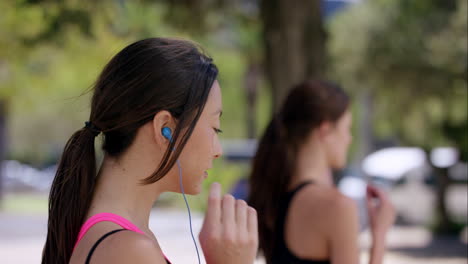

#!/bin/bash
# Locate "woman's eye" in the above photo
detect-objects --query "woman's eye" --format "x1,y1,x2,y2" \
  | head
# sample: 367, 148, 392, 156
213, 128, 223, 134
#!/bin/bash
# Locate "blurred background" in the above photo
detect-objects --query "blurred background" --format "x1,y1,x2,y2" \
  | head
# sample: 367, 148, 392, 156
0, 0, 466, 263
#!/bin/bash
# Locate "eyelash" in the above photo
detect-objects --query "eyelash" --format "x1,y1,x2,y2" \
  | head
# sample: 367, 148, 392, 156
214, 128, 223, 134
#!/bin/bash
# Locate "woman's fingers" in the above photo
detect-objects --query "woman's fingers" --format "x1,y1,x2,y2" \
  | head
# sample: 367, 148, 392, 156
200, 183, 259, 264
367, 185, 389, 199
236, 199, 248, 230
221, 194, 236, 235
366, 184, 396, 241
247, 206, 258, 241
202, 183, 222, 232
366, 185, 390, 206
366, 185, 379, 198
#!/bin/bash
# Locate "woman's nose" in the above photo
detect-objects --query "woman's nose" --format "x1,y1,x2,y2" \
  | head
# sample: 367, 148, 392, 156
213, 138, 223, 159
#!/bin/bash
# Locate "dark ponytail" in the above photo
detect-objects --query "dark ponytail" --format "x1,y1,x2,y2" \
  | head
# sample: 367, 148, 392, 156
248, 80, 350, 264
42, 38, 218, 264
248, 115, 297, 264
42, 128, 98, 263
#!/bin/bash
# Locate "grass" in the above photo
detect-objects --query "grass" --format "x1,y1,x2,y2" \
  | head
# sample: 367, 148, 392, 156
1, 192, 48, 214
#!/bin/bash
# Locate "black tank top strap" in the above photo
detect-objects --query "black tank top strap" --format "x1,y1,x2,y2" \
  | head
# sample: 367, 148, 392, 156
276, 180, 314, 246
85, 229, 171, 264
273, 180, 330, 264
85, 229, 126, 264
288, 180, 314, 196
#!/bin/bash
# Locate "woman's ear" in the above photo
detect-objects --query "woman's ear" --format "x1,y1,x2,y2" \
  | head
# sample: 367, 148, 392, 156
317, 121, 333, 141
152, 110, 175, 147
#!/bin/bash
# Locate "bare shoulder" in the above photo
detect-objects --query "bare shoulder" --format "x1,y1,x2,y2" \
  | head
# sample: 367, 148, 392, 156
92, 230, 167, 264
295, 184, 355, 209
294, 185, 358, 221
328, 190, 358, 218
285, 184, 359, 258
317, 188, 359, 235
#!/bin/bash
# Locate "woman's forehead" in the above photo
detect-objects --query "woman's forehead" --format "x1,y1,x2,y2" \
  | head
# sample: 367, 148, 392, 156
206, 81, 222, 111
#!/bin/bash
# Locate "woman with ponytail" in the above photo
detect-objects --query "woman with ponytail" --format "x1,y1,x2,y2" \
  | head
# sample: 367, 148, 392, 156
42, 38, 258, 264
249, 80, 395, 264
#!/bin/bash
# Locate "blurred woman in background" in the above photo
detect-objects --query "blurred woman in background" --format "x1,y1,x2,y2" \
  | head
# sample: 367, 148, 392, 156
249, 80, 395, 264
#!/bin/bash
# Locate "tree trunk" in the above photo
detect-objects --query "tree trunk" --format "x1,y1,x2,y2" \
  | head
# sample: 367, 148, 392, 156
0, 100, 6, 207
260, 0, 327, 111
244, 61, 261, 139
353, 90, 376, 176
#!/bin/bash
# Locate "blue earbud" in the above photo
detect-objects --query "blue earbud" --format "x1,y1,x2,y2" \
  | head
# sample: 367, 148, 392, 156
162, 127, 172, 141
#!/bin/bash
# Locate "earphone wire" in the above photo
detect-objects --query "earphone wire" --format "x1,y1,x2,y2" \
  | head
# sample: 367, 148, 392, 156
177, 159, 202, 264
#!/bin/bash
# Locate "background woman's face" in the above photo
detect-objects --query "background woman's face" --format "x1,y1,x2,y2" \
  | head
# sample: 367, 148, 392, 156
325, 110, 353, 169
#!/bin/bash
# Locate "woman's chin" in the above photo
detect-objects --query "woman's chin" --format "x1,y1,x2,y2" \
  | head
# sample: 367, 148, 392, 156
179, 185, 203, 196
331, 160, 347, 170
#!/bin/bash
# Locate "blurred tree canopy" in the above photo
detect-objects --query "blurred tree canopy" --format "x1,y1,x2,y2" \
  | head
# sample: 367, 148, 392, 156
1, 0, 465, 163
1, 0, 327, 164
0, 0, 271, 165
330, 0, 467, 159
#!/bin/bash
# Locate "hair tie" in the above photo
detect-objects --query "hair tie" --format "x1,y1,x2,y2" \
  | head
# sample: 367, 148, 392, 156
84, 121, 101, 137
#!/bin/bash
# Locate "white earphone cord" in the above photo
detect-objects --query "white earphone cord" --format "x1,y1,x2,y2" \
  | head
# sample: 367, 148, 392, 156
177, 160, 202, 264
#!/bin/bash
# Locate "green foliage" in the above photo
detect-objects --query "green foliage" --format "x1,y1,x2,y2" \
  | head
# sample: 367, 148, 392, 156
329, 0, 467, 157
1, 0, 273, 197
189, 159, 250, 211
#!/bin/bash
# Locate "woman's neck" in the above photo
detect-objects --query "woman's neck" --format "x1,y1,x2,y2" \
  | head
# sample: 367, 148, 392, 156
87, 155, 164, 233
290, 139, 333, 189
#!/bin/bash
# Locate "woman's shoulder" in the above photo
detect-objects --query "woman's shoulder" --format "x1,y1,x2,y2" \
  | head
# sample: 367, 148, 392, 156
293, 184, 358, 220
286, 184, 359, 256
89, 230, 167, 264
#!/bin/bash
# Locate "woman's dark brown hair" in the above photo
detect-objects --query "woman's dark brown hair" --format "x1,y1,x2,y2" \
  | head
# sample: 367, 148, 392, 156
248, 80, 350, 264
42, 38, 218, 264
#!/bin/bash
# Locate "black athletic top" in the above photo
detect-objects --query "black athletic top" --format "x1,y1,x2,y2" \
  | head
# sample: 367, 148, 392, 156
271, 181, 331, 264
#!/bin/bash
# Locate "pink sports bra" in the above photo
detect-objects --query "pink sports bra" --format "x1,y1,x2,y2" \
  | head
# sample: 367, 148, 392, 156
74, 212, 171, 263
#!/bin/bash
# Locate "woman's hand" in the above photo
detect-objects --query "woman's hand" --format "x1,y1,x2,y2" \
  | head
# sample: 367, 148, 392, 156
366, 185, 395, 242
199, 182, 258, 264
